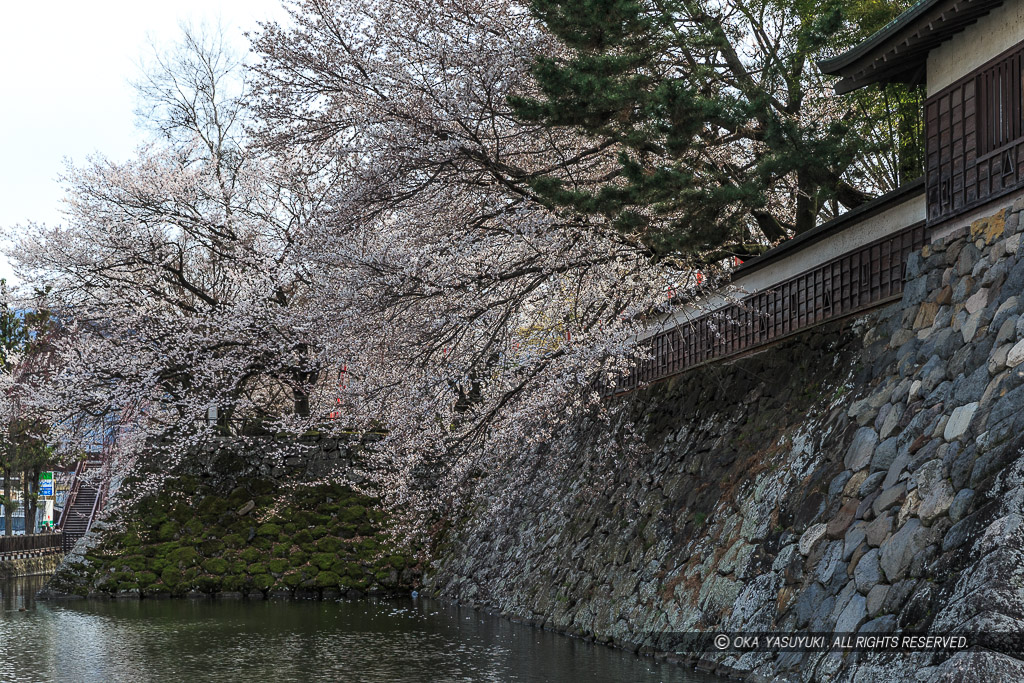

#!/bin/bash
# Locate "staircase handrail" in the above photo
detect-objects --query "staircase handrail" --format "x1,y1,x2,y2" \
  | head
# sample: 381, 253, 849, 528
86, 468, 102, 536
57, 459, 86, 530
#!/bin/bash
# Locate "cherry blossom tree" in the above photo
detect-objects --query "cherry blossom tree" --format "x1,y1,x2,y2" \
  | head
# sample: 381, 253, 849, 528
4, 0, 899, 532
0, 286, 63, 534
6, 25, 336, 485
246, 0, 683, 524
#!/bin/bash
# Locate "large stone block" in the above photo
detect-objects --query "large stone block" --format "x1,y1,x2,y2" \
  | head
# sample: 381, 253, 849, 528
944, 402, 979, 441
799, 523, 827, 557
872, 482, 907, 517
853, 548, 882, 594
949, 489, 975, 523
865, 584, 889, 618
835, 593, 867, 633
827, 500, 860, 540
1007, 338, 1024, 368
865, 512, 893, 547
844, 427, 878, 471
870, 437, 900, 473
879, 519, 937, 582
914, 459, 956, 525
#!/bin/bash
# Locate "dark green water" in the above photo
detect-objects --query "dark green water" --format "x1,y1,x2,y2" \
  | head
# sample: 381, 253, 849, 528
0, 576, 719, 682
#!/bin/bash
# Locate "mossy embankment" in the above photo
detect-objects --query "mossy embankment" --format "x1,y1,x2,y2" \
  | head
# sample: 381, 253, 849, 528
47, 473, 420, 599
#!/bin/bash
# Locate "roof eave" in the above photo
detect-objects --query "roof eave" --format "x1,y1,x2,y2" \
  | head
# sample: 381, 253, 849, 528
819, 0, 1002, 93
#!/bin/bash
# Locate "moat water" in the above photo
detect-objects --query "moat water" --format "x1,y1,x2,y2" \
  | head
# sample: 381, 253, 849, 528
0, 575, 719, 682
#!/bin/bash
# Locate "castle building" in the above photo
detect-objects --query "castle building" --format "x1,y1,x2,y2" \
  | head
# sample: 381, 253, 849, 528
618, 0, 1024, 394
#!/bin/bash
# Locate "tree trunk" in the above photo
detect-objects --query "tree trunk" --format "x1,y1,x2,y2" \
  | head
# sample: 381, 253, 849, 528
22, 469, 36, 535
794, 180, 817, 235
30, 465, 40, 532
294, 388, 310, 418
2, 465, 11, 537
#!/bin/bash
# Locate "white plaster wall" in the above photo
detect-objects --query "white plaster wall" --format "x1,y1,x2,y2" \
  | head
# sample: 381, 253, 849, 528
927, 0, 1024, 94
639, 191, 926, 341
928, 187, 1024, 241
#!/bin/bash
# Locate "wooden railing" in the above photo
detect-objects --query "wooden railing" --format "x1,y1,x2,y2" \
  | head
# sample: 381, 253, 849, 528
0, 531, 63, 556
611, 222, 927, 394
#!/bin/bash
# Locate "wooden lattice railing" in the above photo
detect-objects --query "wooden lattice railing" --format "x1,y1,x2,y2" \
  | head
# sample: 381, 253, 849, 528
0, 531, 63, 556
612, 222, 927, 394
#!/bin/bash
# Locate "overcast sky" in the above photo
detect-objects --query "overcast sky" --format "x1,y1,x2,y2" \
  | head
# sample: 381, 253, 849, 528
0, 0, 287, 283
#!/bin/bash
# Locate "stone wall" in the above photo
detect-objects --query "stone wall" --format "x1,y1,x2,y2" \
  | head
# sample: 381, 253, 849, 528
42, 434, 415, 600
0, 552, 63, 579
428, 198, 1024, 681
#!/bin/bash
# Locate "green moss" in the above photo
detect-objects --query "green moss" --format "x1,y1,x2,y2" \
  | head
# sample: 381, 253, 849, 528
161, 567, 181, 587
116, 555, 147, 572
251, 573, 274, 590
247, 536, 271, 551
338, 506, 366, 524
183, 519, 205, 537
155, 521, 178, 542
239, 547, 261, 564
136, 571, 158, 588
143, 510, 169, 527
220, 533, 243, 549
195, 574, 222, 593
356, 539, 379, 556
77, 474, 415, 597
202, 558, 229, 575
222, 574, 249, 592
226, 487, 250, 507
310, 553, 336, 571
155, 542, 180, 558
314, 571, 341, 588
169, 547, 198, 568
316, 537, 342, 554
256, 523, 281, 537
200, 539, 225, 556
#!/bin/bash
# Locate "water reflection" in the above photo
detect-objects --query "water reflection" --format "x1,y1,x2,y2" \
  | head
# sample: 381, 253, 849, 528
0, 577, 719, 682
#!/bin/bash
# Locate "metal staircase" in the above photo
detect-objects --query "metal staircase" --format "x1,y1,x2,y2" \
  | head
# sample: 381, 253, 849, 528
58, 460, 105, 552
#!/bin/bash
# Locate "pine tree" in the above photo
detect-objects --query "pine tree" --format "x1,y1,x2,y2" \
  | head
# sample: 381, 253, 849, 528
510, 0, 910, 261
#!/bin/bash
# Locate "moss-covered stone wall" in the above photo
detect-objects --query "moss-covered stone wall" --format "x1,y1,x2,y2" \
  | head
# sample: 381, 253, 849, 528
45, 443, 419, 599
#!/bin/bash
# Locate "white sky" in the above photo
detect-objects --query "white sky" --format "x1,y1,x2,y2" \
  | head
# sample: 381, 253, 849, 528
0, 0, 288, 284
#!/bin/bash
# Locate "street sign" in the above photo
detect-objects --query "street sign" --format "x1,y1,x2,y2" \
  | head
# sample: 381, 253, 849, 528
39, 471, 53, 497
